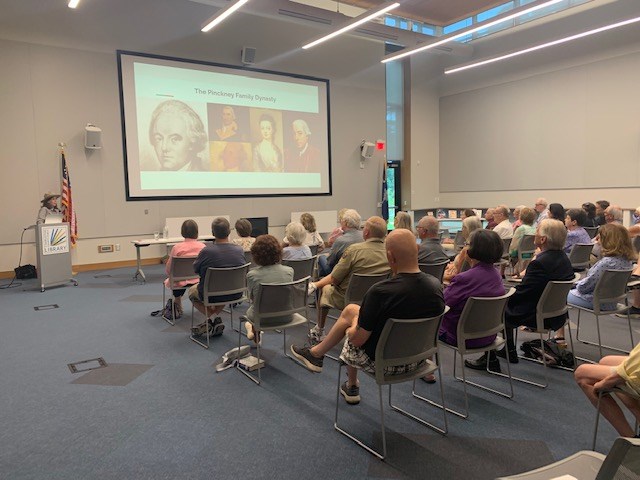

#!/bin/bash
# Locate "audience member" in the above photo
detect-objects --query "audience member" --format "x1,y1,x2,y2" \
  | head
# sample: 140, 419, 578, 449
633, 206, 640, 225
232, 218, 255, 252
318, 209, 363, 277
282, 222, 312, 260
244, 235, 294, 343
595, 200, 610, 226
604, 205, 623, 225
189, 217, 246, 336
416, 215, 450, 264
466, 219, 574, 369
307, 217, 390, 344
291, 229, 445, 406
162, 219, 206, 319
438, 230, 506, 351
461, 208, 476, 220
563, 208, 592, 255
300, 212, 325, 251
394, 211, 413, 232
492, 206, 513, 239
568, 223, 635, 310
484, 208, 497, 230
512, 205, 526, 231
444, 216, 483, 283
582, 202, 599, 228
548, 203, 565, 221
534, 198, 549, 224
574, 343, 640, 438
327, 208, 348, 247
509, 207, 536, 262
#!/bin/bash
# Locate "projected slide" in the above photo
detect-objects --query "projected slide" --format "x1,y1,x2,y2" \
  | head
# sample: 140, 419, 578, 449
118, 52, 331, 200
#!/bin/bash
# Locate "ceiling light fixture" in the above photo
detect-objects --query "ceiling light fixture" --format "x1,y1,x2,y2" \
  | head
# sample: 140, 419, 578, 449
201, 0, 250, 33
445, 15, 640, 74
68, 0, 80, 8
302, 1, 400, 50
381, 0, 564, 64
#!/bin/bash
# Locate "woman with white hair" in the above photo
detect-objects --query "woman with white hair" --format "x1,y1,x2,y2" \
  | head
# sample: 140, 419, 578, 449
282, 222, 312, 260
443, 216, 483, 283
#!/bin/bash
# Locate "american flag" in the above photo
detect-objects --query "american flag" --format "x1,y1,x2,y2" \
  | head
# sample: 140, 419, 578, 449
61, 152, 78, 246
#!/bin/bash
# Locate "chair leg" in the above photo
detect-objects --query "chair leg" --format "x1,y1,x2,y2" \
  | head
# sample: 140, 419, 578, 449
236, 322, 261, 385
189, 304, 210, 349
333, 363, 386, 460
508, 332, 549, 389
592, 391, 604, 450
576, 311, 631, 357
627, 309, 635, 352
445, 351, 469, 419
455, 348, 514, 401
410, 360, 449, 433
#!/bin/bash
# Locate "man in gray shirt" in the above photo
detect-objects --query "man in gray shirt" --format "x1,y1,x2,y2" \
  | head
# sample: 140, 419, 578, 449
318, 209, 363, 276
417, 215, 449, 264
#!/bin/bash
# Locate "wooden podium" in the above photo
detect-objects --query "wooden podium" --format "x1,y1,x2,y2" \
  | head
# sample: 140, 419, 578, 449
35, 222, 78, 292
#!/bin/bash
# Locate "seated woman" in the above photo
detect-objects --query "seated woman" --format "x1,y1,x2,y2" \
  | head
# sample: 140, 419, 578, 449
394, 211, 412, 233
511, 205, 525, 232
568, 223, 636, 310
443, 216, 483, 283
244, 235, 294, 342
582, 202, 599, 228
231, 218, 255, 252
548, 203, 565, 221
327, 208, 348, 247
574, 343, 640, 438
563, 208, 592, 255
163, 219, 205, 319
439, 229, 506, 349
300, 212, 325, 252
282, 222, 312, 260
508, 206, 536, 270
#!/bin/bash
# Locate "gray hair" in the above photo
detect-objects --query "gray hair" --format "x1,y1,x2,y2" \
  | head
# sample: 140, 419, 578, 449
538, 219, 567, 250
418, 215, 439, 236
285, 221, 307, 246
462, 216, 482, 239
149, 100, 206, 152
341, 209, 361, 229
606, 205, 623, 222
292, 119, 311, 136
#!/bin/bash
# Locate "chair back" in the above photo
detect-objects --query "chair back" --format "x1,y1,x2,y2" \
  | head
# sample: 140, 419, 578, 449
456, 287, 516, 354
202, 263, 250, 306
633, 236, 640, 255
344, 272, 390, 306
252, 277, 309, 329
592, 269, 632, 313
282, 255, 317, 281
453, 230, 465, 251
595, 437, 640, 480
309, 244, 319, 256
535, 274, 580, 331
168, 255, 199, 287
374, 306, 450, 385
517, 235, 536, 261
244, 251, 257, 269
584, 226, 599, 239
418, 260, 449, 283
568, 243, 594, 270
501, 238, 511, 258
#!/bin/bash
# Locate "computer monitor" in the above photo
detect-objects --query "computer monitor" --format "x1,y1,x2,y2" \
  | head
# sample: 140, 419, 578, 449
246, 217, 269, 237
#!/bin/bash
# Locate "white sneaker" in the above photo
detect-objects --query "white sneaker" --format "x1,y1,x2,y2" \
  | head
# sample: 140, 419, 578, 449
308, 282, 317, 296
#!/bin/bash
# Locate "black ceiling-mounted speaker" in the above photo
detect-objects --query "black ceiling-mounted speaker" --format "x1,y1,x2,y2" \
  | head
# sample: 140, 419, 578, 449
241, 46, 256, 65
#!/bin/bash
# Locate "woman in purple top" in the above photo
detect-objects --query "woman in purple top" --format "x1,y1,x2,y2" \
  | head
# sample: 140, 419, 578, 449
563, 208, 593, 255
439, 229, 506, 349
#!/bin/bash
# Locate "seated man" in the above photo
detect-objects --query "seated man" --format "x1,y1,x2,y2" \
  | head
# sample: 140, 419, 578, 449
318, 209, 363, 277
291, 229, 445, 404
189, 217, 246, 336
492, 206, 513, 240
308, 216, 390, 343
466, 219, 574, 370
417, 215, 450, 264
534, 198, 549, 225
575, 343, 640, 438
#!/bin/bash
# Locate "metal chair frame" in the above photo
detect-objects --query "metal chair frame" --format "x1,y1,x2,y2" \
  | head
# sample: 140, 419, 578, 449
592, 385, 640, 450
334, 308, 450, 460
282, 255, 317, 281
161, 255, 198, 326
569, 243, 594, 272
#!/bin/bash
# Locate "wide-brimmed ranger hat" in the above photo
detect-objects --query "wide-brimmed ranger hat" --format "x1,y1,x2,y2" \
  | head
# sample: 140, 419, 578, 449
41, 192, 61, 205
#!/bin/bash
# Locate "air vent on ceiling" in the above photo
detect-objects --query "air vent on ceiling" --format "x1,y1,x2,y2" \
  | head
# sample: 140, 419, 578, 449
354, 28, 398, 41
278, 9, 332, 25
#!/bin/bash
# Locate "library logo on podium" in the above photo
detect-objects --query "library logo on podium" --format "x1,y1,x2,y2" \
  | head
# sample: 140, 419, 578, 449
41, 226, 69, 255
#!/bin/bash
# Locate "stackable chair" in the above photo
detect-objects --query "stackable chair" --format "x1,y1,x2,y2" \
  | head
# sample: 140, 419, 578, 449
419, 260, 450, 284
237, 277, 311, 385
161, 255, 198, 326
191, 263, 250, 349
570, 269, 634, 361
592, 384, 640, 450
309, 244, 319, 256
244, 251, 257, 269
438, 288, 516, 419
585, 226, 599, 239
497, 437, 640, 480
515, 234, 536, 272
334, 308, 450, 460
512, 274, 580, 388
282, 255, 317, 281
453, 230, 465, 251
569, 243, 595, 272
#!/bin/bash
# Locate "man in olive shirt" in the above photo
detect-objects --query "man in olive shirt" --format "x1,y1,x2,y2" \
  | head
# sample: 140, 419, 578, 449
307, 216, 391, 344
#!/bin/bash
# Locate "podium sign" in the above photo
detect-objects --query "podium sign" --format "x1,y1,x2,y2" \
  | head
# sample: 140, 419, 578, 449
36, 223, 76, 292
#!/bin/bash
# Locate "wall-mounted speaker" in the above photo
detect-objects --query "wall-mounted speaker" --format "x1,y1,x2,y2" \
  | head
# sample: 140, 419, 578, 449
241, 46, 256, 65
85, 123, 102, 150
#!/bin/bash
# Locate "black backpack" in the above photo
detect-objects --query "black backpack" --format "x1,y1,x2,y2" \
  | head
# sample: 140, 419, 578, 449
520, 339, 575, 368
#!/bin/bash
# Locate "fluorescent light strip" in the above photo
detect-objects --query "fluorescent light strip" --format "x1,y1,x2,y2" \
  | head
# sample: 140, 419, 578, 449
445, 15, 640, 74
302, 2, 400, 50
68, 0, 80, 8
201, 0, 250, 33
381, 0, 564, 63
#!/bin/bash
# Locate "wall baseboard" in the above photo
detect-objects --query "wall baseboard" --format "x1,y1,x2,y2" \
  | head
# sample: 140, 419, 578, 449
0, 258, 163, 279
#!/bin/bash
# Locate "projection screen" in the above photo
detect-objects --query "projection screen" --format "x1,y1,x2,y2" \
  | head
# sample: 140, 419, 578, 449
117, 51, 331, 200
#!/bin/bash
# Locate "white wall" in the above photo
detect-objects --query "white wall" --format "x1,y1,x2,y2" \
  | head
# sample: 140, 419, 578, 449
0, 18, 387, 272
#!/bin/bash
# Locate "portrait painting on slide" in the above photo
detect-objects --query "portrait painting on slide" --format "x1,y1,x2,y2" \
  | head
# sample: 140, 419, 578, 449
138, 98, 210, 172
250, 108, 284, 172
208, 104, 253, 172
282, 113, 323, 174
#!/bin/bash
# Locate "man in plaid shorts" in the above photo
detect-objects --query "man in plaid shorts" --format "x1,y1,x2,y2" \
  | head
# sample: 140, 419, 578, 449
291, 228, 445, 404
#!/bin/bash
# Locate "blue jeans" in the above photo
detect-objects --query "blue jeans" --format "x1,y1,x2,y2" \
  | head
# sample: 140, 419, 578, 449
318, 255, 331, 277
567, 292, 594, 309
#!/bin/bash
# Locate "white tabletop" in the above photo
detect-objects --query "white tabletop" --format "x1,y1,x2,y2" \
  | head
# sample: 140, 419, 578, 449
132, 235, 215, 247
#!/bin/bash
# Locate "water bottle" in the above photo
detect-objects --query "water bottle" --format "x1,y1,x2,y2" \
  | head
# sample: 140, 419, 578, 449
163, 226, 169, 239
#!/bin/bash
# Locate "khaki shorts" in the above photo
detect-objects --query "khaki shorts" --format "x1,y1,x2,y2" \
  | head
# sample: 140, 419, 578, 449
188, 284, 202, 304
320, 284, 345, 310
